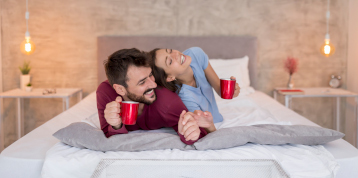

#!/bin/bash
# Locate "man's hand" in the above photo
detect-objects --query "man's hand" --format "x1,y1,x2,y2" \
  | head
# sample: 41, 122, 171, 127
104, 96, 122, 130
178, 110, 201, 141
230, 76, 241, 98
193, 110, 216, 133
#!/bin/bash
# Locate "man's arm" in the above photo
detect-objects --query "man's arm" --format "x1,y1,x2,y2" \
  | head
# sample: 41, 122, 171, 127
181, 99, 216, 133
96, 82, 130, 137
178, 110, 202, 141
163, 95, 208, 145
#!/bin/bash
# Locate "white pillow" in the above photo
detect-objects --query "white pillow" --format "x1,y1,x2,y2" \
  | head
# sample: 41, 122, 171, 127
209, 56, 254, 96
209, 56, 250, 88
81, 112, 101, 129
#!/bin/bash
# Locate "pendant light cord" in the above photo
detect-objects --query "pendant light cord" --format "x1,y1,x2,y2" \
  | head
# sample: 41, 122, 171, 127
326, 0, 330, 38
25, 0, 29, 36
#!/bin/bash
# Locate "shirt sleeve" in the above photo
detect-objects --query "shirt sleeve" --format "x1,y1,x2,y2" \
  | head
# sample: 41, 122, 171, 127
182, 99, 202, 113
162, 95, 208, 145
96, 90, 129, 138
191, 47, 209, 70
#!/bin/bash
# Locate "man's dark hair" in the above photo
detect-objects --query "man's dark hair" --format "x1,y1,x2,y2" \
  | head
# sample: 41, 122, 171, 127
104, 48, 150, 88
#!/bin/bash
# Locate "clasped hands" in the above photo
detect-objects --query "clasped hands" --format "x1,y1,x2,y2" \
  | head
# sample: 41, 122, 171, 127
178, 110, 216, 142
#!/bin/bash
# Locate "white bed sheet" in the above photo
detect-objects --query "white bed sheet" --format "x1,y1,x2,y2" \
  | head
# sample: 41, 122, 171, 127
41, 92, 341, 178
43, 141, 337, 178
0, 92, 97, 178
247, 92, 358, 178
1, 91, 358, 178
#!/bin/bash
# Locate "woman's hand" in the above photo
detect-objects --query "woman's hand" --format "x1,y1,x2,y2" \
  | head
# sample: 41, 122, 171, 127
230, 76, 240, 98
178, 111, 201, 141
193, 110, 216, 133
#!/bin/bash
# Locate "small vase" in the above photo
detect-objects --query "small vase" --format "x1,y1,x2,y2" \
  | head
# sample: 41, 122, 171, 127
20, 74, 31, 90
25, 86, 32, 92
287, 75, 294, 89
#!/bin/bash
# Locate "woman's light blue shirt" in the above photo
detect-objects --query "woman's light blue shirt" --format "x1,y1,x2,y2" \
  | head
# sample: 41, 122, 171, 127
178, 47, 223, 123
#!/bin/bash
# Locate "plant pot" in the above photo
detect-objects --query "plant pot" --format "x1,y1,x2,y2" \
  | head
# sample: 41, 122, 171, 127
25, 86, 32, 92
20, 74, 31, 90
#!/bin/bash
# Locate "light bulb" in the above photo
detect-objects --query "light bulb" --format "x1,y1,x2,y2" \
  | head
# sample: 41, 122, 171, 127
320, 39, 335, 57
20, 36, 36, 55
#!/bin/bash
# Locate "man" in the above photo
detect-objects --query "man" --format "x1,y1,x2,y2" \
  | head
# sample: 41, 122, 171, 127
97, 48, 216, 145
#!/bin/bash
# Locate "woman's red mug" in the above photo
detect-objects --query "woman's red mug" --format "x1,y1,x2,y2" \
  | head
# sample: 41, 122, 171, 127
220, 78, 236, 99
120, 101, 139, 125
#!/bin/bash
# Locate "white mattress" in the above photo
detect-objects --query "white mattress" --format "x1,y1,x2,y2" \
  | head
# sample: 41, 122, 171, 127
248, 92, 358, 178
1, 91, 358, 178
0, 92, 97, 178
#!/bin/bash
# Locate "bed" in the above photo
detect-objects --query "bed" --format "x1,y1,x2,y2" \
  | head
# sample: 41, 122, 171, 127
1, 36, 358, 178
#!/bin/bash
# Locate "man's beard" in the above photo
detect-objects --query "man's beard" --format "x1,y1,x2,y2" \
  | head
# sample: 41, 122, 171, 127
126, 88, 157, 105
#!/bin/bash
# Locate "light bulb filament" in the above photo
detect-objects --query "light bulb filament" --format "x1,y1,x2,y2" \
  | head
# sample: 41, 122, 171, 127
20, 36, 35, 55
25, 43, 32, 52
324, 45, 331, 54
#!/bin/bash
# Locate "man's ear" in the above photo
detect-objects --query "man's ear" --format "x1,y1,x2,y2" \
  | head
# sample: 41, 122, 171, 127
166, 76, 176, 82
113, 84, 126, 96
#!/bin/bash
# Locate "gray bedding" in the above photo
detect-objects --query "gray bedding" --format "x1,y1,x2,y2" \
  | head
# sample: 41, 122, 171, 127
53, 122, 344, 152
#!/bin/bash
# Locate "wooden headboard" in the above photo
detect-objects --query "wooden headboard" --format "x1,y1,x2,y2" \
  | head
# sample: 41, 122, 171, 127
97, 36, 258, 88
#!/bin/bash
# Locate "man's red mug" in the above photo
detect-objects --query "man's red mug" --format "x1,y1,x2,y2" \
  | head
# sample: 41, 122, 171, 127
120, 101, 139, 125
220, 78, 236, 99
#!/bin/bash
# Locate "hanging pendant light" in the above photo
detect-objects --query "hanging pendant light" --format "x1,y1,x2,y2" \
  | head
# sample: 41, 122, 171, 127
320, 0, 335, 57
20, 0, 35, 55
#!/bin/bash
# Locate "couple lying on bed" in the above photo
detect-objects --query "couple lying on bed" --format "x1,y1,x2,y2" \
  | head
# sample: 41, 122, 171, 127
96, 47, 240, 145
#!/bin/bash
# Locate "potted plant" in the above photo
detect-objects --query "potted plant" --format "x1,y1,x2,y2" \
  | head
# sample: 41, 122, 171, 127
25, 83, 32, 92
19, 61, 31, 90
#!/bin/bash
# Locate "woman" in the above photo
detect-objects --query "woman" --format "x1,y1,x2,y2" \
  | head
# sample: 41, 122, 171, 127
149, 47, 240, 123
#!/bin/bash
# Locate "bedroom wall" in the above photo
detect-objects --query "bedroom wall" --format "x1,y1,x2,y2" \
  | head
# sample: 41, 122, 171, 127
1, 0, 349, 148
346, 0, 358, 146
0, 0, 4, 151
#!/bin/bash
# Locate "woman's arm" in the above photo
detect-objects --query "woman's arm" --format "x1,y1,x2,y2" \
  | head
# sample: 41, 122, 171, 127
204, 62, 221, 96
204, 62, 241, 98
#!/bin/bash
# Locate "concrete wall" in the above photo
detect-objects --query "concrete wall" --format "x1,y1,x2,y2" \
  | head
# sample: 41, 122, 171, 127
346, 0, 358, 146
0, 0, 4, 151
0, 0, 349, 147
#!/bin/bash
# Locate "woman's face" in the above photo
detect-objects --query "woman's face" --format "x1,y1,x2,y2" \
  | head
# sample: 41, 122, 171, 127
155, 49, 192, 81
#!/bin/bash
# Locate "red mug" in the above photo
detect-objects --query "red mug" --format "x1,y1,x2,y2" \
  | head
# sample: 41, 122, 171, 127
220, 78, 236, 99
120, 101, 139, 125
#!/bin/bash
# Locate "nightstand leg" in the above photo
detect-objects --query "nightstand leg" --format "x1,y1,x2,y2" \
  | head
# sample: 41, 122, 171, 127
16, 98, 23, 139
356, 97, 358, 148
79, 91, 82, 101
66, 98, 69, 110
285, 96, 291, 109
62, 98, 69, 111
62, 98, 66, 112
336, 97, 340, 132
0, 98, 3, 151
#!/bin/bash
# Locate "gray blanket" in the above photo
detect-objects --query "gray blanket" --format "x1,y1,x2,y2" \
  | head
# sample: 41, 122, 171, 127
53, 122, 344, 152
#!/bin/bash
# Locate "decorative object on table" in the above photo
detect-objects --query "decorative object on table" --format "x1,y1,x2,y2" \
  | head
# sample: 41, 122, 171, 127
25, 83, 32, 92
42, 88, 56, 95
284, 57, 299, 89
19, 61, 31, 91
20, 0, 35, 55
329, 75, 341, 88
320, 0, 335, 57
277, 89, 304, 95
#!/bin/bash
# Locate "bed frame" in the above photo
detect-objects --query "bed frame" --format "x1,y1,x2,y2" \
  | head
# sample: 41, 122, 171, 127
97, 36, 258, 89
